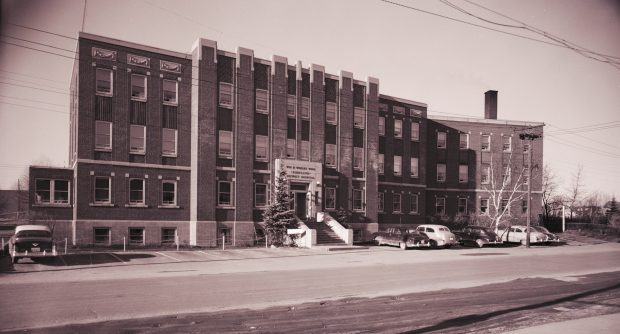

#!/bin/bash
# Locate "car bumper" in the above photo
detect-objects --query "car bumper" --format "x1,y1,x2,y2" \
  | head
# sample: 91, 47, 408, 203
406, 241, 431, 248
12, 249, 57, 258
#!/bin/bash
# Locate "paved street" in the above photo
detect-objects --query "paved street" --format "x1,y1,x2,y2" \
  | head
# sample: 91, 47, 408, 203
0, 243, 619, 332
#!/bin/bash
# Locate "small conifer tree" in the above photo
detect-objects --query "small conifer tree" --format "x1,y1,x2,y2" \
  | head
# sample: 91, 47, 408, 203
263, 169, 298, 246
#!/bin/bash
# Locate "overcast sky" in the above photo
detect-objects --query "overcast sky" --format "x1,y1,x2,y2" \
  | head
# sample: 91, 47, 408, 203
1, 0, 619, 202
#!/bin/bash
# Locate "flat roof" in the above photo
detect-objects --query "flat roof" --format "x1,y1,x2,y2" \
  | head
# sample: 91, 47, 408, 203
428, 115, 545, 127
379, 94, 427, 108
79, 32, 188, 59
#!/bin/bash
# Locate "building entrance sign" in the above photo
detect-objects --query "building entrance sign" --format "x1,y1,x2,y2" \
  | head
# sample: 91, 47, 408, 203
275, 159, 323, 220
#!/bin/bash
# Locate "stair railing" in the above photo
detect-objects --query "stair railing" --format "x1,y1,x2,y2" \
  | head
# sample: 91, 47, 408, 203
317, 212, 354, 246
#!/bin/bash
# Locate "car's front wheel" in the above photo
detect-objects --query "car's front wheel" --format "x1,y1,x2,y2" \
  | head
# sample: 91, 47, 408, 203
399, 242, 407, 250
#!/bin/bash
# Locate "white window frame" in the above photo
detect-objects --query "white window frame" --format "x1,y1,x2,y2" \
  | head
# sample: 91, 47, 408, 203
410, 194, 419, 214
300, 141, 310, 161
219, 130, 233, 158
219, 82, 234, 108
130, 74, 147, 101
394, 155, 402, 176
458, 197, 468, 214
481, 134, 491, 151
353, 189, 364, 211
218, 181, 233, 207
129, 178, 145, 205
436, 197, 446, 215
162, 79, 178, 105
410, 157, 419, 178
129, 124, 146, 155
460, 133, 469, 149
437, 163, 446, 182
502, 165, 512, 185
255, 89, 269, 114
325, 187, 336, 210
353, 147, 364, 171
480, 198, 489, 213
393, 193, 401, 213
503, 135, 512, 152
161, 227, 177, 244
481, 164, 490, 184
162, 128, 177, 157
325, 144, 337, 167
394, 119, 402, 138
94, 227, 111, 246
326, 102, 337, 124
459, 164, 468, 183
255, 135, 269, 161
95, 68, 113, 96
378, 154, 384, 175
501, 198, 510, 215
161, 180, 177, 207
287, 95, 296, 117
254, 183, 268, 208
94, 176, 111, 204
378, 117, 385, 136
128, 227, 145, 245
378, 192, 384, 212
95, 120, 112, 151
35, 179, 70, 205
354, 107, 365, 129
411, 122, 419, 141
437, 132, 447, 148
286, 139, 296, 158
300, 97, 310, 119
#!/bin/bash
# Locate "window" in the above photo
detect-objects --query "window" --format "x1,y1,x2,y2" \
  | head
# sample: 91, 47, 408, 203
131, 74, 147, 101
130, 125, 146, 154
393, 194, 401, 213
255, 135, 268, 161
481, 164, 490, 184
94, 177, 111, 204
353, 189, 363, 211
394, 155, 402, 176
95, 68, 112, 95
523, 142, 530, 153
300, 97, 310, 118
219, 131, 233, 158
502, 164, 511, 185
219, 82, 233, 108
255, 89, 269, 113
326, 102, 337, 124
394, 119, 402, 138
325, 144, 337, 167
458, 198, 467, 214
325, 187, 336, 210
459, 165, 468, 183
379, 103, 388, 113
437, 132, 447, 148
378, 154, 384, 174
94, 228, 111, 245
300, 141, 310, 161
35, 179, 69, 204
410, 157, 419, 177
436, 197, 445, 215
129, 228, 144, 245
460, 133, 469, 149
354, 147, 364, 170
286, 139, 296, 158
255, 183, 268, 207
95, 121, 112, 150
410, 194, 419, 214
501, 199, 510, 214
522, 199, 528, 214
393, 106, 405, 114
162, 128, 177, 156
129, 179, 145, 205
378, 192, 384, 212
411, 122, 419, 141
480, 199, 489, 213
161, 228, 177, 244
378, 117, 385, 136
218, 181, 233, 206
161, 181, 177, 206
503, 135, 512, 152
354, 107, 365, 128
287, 95, 296, 117
162, 79, 178, 105
437, 164, 446, 182
481, 134, 491, 151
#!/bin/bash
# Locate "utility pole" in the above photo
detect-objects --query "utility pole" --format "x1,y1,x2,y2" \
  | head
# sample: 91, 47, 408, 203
519, 133, 541, 248
17, 179, 20, 221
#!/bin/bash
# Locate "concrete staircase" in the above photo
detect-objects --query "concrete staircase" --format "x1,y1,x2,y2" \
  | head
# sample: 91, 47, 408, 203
304, 220, 346, 245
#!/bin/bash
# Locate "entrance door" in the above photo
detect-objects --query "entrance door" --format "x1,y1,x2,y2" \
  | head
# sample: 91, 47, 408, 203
295, 192, 307, 219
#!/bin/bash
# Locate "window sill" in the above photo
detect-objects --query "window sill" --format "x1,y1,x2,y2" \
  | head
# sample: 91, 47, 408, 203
95, 148, 112, 152
409, 212, 419, 215
256, 110, 269, 114
125, 204, 149, 208
96, 92, 113, 97
255, 158, 268, 162
162, 154, 177, 158
219, 104, 233, 109
218, 155, 233, 159
90, 203, 114, 207
163, 101, 178, 107
33, 203, 72, 208
131, 97, 147, 102
158, 205, 180, 209
130, 151, 146, 156
216, 206, 235, 209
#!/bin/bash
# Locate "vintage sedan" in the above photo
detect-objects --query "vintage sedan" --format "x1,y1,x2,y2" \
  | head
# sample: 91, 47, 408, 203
415, 224, 459, 248
531, 226, 561, 244
373, 227, 431, 250
498, 225, 549, 245
453, 226, 503, 248
9, 225, 57, 263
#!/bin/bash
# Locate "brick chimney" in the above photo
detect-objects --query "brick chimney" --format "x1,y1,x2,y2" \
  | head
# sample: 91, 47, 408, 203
484, 90, 498, 120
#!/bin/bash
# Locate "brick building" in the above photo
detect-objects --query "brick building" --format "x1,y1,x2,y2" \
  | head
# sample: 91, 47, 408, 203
29, 33, 544, 247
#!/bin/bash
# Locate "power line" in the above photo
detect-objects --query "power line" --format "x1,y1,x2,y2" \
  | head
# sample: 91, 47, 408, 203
0, 80, 70, 95
0, 75, 69, 91
0, 101, 69, 115
6, 22, 77, 40
0, 69, 70, 85
0, 40, 77, 60
1, 34, 76, 54
0, 94, 70, 108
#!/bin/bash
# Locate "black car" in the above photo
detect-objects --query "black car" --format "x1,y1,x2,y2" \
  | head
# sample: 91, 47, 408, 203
453, 226, 502, 248
373, 228, 431, 250
531, 226, 561, 244
9, 225, 57, 263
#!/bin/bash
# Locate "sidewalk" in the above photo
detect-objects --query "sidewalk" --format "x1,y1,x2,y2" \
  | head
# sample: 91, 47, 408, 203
504, 313, 620, 334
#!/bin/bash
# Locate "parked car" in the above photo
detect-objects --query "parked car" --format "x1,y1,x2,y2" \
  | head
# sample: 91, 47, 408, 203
8, 225, 57, 263
373, 227, 431, 250
453, 226, 503, 248
415, 224, 458, 248
531, 226, 561, 244
497, 225, 549, 245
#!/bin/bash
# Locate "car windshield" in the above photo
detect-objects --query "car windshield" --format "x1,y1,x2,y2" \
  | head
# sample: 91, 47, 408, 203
16, 230, 51, 238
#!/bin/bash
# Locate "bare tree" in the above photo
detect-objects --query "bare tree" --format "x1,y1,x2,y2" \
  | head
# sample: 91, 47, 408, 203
567, 165, 584, 221
541, 164, 557, 220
